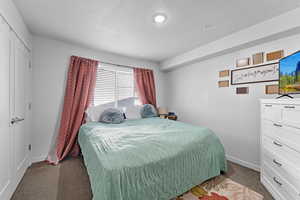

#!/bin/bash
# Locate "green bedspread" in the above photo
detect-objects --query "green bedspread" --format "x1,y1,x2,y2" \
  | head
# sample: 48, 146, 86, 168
78, 118, 227, 200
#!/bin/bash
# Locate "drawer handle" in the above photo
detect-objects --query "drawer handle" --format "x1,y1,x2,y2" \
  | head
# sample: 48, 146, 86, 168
265, 104, 272, 107
273, 159, 282, 167
273, 141, 283, 147
284, 106, 295, 109
273, 123, 282, 127
273, 177, 283, 186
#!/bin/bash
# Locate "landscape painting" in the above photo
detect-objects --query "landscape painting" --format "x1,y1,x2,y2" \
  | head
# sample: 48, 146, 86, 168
279, 51, 300, 94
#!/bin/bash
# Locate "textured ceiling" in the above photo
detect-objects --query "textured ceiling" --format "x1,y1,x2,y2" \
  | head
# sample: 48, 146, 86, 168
13, 0, 300, 61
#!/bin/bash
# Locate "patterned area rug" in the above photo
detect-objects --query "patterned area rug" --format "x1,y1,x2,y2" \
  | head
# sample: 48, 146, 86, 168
173, 176, 263, 200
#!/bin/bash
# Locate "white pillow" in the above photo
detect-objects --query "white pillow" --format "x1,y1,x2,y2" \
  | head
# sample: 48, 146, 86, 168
124, 105, 142, 120
85, 103, 114, 122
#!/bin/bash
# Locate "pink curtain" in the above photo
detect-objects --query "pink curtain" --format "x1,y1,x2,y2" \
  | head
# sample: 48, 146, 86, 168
48, 56, 98, 164
134, 68, 157, 107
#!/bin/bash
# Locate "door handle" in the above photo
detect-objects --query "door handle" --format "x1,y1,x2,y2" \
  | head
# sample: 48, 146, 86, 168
16, 117, 24, 122
11, 117, 17, 124
11, 117, 25, 124
273, 123, 282, 127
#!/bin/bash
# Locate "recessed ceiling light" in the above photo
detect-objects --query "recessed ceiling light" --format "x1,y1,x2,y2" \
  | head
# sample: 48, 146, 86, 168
153, 14, 167, 24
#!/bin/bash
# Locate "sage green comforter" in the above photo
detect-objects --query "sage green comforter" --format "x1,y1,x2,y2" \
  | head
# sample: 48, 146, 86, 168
78, 118, 226, 200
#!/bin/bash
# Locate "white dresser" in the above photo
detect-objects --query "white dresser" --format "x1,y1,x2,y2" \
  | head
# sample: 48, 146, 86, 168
260, 99, 300, 200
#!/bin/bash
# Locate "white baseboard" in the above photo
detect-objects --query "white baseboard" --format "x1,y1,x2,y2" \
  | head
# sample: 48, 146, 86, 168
31, 154, 260, 171
31, 155, 46, 164
226, 155, 260, 172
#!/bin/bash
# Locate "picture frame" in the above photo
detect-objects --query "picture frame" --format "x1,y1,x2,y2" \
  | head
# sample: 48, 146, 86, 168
252, 52, 264, 65
236, 58, 250, 67
265, 84, 279, 94
219, 70, 230, 77
236, 87, 249, 94
231, 63, 279, 85
218, 80, 229, 87
266, 50, 284, 61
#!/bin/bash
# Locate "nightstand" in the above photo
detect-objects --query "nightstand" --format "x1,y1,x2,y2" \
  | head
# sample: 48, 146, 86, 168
167, 115, 177, 121
159, 114, 178, 121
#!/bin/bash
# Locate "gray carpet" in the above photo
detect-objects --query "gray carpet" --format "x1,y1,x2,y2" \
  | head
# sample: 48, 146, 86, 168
11, 158, 273, 200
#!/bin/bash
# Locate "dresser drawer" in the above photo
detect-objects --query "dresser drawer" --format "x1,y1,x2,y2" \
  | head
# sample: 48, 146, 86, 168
262, 104, 282, 122
262, 148, 300, 189
262, 120, 300, 153
262, 136, 300, 164
261, 176, 284, 200
282, 104, 300, 128
262, 164, 300, 200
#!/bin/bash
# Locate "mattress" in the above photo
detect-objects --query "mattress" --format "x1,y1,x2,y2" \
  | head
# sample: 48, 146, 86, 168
78, 117, 227, 200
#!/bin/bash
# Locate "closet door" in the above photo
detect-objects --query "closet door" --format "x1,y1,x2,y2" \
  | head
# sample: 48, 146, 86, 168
0, 17, 12, 200
10, 33, 31, 187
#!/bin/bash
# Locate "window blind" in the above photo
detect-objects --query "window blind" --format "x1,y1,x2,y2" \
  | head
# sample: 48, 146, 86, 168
94, 68, 116, 106
117, 72, 134, 101
93, 64, 137, 107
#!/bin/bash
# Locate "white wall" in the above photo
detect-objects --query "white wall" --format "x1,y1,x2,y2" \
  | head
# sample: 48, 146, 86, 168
161, 7, 300, 70
0, 0, 31, 49
31, 35, 166, 162
165, 33, 300, 170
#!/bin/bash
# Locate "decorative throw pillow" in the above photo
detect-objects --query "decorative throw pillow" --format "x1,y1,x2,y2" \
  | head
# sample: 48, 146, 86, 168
140, 104, 158, 118
99, 108, 125, 124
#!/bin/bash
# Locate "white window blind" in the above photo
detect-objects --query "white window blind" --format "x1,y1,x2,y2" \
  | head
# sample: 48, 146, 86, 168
117, 72, 135, 101
94, 69, 116, 106
93, 63, 139, 107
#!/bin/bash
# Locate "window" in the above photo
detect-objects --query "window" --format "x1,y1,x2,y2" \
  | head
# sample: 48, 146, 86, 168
93, 63, 140, 108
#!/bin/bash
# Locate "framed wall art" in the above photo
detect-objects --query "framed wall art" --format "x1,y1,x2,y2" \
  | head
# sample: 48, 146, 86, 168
218, 80, 229, 87
236, 87, 249, 94
266, 50, 284, 61
231, 63, 279, 85
219, 70, 230, 77
265, 84, 279, 94
236, 57, 250, 67
252, 52, 264, 65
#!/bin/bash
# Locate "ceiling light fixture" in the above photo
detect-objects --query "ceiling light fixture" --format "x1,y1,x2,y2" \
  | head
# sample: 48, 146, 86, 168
153, 13, 167, 24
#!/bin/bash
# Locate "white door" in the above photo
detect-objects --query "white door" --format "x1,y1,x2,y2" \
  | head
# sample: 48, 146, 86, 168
0, 16, 12, 200
10, 33, 31, 190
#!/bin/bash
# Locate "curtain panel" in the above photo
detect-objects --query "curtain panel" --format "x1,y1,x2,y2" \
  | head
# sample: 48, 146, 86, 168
48, 56, 98, 164
134, 68, 157, 107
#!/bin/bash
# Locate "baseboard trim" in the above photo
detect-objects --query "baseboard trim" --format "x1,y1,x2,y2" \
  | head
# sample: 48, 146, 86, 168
226, 155, 260, 172
31, 155, 46, 164
31, 154, 260, 171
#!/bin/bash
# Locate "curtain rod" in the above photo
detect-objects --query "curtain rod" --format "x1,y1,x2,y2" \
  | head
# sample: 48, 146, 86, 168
100, 61, 137, 69
74, 55, 151, 70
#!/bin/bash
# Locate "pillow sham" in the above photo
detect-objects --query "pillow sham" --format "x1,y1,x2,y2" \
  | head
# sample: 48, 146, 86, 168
99, 108, 125, 124
140, 104, 158, 118
124, 105, 142, 120
85, 102, 114, 122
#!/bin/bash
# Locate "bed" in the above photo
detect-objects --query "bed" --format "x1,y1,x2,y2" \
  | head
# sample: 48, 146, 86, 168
78, 117, 227, 200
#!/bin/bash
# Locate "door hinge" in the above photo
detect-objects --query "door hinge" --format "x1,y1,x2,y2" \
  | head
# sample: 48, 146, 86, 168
29, 62, 32, 69
28, 144, 32, 151
28, 102, 32, 110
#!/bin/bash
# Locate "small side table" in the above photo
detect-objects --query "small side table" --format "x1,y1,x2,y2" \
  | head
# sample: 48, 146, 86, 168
159, 114, 178, 121
167, 115, 177, 121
